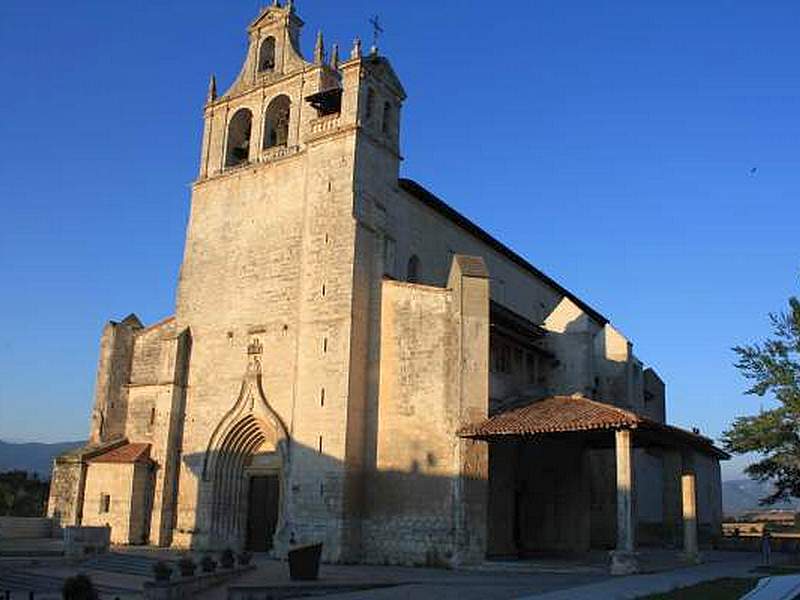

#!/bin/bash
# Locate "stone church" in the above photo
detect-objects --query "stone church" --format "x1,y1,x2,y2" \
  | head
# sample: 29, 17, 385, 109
48, 2, 726, 570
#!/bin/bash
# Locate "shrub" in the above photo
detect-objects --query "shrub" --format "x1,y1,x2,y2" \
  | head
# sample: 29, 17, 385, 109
201, 554, 217, 573
220, 548, 235, 569
178, 555, 196, 577
237, 550, 253, 566
152, 560, 173, 582
62, 573, 98, 600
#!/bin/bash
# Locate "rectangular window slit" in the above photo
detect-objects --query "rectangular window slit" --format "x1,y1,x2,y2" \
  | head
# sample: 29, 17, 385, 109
323, 337, 328, 353
320, 388, 325, 407
318, 436, 323, 454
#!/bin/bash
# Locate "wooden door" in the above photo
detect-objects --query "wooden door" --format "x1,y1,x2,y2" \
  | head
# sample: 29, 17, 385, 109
246, 474, 280, 552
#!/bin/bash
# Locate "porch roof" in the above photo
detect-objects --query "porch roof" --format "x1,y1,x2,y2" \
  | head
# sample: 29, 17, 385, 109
458, 395, 729, 459
86, 442, 152, 464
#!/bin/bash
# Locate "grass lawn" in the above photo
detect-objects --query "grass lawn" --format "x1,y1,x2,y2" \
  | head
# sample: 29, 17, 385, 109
638, 577, 758, 600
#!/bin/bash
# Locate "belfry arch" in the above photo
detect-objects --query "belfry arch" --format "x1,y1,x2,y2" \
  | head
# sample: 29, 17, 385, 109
224, 108, 253, 168
202, 347, 290, 551
263, 95, 291, 149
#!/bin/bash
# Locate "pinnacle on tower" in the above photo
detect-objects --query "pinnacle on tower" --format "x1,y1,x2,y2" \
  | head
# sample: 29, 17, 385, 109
350, 37, 362, 60
207, 74, 217, 103
330, 43, 339, 70
314, 30, 325, 64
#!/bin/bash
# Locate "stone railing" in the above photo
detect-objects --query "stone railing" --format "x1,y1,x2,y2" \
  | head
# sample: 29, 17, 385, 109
259, 144, 300, 163
64, 525, 110, 560
308, 114, 341, 136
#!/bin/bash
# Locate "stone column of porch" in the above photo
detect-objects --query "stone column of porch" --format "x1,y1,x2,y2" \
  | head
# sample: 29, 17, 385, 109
681, 472, 701, 563
610, 428, 639, 575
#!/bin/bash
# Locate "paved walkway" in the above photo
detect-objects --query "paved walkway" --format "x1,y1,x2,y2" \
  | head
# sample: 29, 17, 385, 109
0, 546, 770, 600
198, 558, 607, 600
197, 551, 765, 600
517, 552, 763, 600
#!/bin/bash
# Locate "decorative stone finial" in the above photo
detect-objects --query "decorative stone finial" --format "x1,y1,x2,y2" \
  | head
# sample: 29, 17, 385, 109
330, 43, 339, 70
314, 30, 325, 64
207, 74, 217, 103
350, 37, 362, 60
247, 337, 263, 356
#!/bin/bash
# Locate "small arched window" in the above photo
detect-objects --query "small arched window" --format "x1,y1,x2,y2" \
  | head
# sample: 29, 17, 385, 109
259, 37, 276, 72
263, 95, 291, 149
365, 87, 375, 121
224, 108, 253, 168
407, 255, 421, 283
382, 101, 392, 134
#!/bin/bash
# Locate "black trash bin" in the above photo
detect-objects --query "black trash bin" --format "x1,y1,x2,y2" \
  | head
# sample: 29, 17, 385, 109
288, 543, 323, 580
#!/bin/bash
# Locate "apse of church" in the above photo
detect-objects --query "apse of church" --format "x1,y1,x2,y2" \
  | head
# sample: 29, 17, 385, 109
48, 3, 725, 568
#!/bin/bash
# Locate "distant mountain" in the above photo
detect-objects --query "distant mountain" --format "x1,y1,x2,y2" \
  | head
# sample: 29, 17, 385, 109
0, 440, 85, 478
723, 478, 800, 517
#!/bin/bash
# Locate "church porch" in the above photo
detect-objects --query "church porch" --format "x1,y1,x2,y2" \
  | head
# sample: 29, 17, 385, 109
459, 395, 728, 574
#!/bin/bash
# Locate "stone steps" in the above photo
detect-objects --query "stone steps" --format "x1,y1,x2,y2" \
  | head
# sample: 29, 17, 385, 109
83, 552, 172, 577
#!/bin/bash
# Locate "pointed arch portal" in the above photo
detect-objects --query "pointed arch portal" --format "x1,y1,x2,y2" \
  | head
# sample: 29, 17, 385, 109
203, 355, 290, 551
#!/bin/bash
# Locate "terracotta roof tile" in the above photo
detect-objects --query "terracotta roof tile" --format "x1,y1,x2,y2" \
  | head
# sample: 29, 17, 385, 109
459, 395, 730, 459
88, 442, 152, 464
460, 395, 641, 437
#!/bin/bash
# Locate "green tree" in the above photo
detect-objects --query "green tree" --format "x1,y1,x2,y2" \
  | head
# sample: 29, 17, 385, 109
723, 293, 800, 504
0, 470, 50, 517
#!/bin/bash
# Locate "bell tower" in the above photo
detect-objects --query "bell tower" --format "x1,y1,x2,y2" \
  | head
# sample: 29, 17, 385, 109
174, 3, 409, 561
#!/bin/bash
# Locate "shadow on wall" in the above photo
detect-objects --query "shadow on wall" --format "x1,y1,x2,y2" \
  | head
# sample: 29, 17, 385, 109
174, 438, 486, 567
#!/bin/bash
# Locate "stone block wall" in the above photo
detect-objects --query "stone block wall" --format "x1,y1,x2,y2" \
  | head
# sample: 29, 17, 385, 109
81, 462, 150, 545
363, 256, 489, 566
47, 458, 85, 528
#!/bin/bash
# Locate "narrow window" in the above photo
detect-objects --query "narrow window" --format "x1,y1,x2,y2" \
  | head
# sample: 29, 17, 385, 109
263, 95, 291, 149
365, 87, 375, 120
323, 337, 328, 353
320, 388, 325, 407
100, 493, 111, 514
258, 37, 276, 72
382, 101, 392, 134
224, 108, 253, 167
407, 255, 421, 283
318, 436, 323, 454
149, 407, 156, 427
383, 237, 396, 277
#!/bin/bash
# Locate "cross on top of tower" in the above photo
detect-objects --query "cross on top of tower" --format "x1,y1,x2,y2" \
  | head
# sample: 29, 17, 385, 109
369, 15, 383, 54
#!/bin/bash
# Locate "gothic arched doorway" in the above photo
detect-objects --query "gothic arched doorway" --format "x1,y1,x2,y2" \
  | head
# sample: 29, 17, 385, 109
209, 415, 285, 551
202, 345, 290, 552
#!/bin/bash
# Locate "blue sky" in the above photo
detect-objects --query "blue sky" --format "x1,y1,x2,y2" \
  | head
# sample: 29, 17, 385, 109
0, 1, 797, 479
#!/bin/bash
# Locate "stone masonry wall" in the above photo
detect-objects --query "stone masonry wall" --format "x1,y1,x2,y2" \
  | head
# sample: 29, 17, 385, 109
364, 280, 458, 565
81, 463, 139, 544
47, 460, 85, 528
